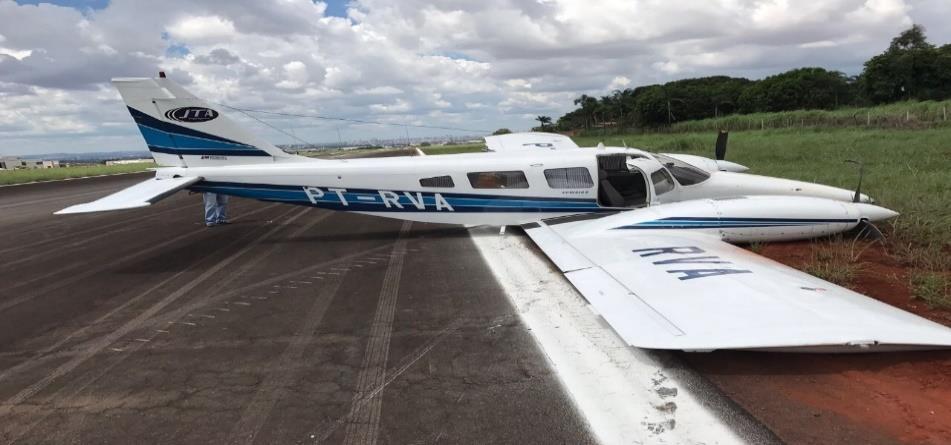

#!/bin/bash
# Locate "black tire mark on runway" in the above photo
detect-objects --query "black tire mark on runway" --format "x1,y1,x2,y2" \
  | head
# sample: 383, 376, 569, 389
310, 315, 466, 443
0, 200, 200, 258
1, 203, 203, 269
0, 207, 311, 443
342, 221, 412, 445
0, 189, 109, 211
230, 255, 346, 443
135, 242, 403, 335
0, 210, 319, 409
0, 202, 282, 306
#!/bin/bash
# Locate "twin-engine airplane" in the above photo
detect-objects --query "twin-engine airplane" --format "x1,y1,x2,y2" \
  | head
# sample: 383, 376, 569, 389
58, 74, 951, 352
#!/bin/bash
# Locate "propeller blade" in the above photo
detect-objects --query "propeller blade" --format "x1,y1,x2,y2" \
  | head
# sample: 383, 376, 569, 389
845, 160, 864, 203
848, 219, 885, 241
715, 130, 728, 160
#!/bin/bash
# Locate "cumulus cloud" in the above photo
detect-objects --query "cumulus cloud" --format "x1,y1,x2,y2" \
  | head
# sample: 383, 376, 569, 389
0, 0, 949, 154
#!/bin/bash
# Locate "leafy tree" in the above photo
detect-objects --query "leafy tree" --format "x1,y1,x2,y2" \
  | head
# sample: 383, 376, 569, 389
491, 128, 512, 135
861, 25, 951, 103
738, 68, 851, 112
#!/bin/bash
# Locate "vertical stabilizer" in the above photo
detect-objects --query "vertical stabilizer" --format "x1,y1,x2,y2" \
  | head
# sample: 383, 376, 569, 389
113, 75, 295, 167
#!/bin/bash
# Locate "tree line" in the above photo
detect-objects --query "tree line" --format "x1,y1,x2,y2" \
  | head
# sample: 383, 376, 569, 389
544, 25, 951, 131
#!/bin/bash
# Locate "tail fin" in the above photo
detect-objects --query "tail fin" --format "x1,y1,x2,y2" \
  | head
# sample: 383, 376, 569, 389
113, 75, 294, 167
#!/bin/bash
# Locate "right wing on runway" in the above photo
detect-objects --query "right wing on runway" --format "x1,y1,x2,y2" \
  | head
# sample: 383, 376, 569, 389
55, 175, 201, 214
523, 219, 951, 352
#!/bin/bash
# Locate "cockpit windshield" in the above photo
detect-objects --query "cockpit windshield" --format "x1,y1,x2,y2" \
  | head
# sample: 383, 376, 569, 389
653, 154, 711, 186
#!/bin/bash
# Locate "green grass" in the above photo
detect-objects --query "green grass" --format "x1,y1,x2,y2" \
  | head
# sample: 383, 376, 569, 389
910, 272, 951, 309
801, 238, 873, 287
421, 143, 486, 155
668, 100, 951, 133
0, 162, 155, 185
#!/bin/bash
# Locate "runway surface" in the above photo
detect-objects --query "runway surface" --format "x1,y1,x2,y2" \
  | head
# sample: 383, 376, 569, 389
0, 174, 593, 444
3, 174, 949, 445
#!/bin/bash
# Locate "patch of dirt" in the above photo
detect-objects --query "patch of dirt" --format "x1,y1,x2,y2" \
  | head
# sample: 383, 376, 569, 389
757, 241, 951, 326
685, 241, 951, 444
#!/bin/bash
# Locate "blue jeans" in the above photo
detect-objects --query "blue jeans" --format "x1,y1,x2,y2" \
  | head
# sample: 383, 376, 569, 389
203, 193, 229, 225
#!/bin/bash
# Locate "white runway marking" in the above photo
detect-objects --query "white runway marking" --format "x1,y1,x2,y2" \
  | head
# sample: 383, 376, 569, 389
470, 228, 744, 445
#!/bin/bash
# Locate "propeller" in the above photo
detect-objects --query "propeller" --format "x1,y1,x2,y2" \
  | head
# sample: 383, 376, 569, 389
711, 130, 749, 172
844, 159, 885, 240
844, 159, 864, 203
715, 130, 728, 161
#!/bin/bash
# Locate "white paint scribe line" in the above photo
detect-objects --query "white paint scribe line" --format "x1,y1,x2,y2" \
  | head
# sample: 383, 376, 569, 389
469, 229, 745, 445
233, 302, 251, 306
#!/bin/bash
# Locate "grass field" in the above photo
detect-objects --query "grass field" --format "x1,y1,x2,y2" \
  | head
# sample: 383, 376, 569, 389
0, 162, 155, 186
420, 143, 486, 155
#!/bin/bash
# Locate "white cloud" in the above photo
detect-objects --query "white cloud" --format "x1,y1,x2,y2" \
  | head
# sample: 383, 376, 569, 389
166, 15, 237, 41
0, 0, 948, 154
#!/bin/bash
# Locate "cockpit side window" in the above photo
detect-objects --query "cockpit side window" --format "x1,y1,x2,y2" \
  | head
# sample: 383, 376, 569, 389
467, 171, 529, 189
419, 175, 455, 188
653, 154, 711, 186
650, 169, 676, 195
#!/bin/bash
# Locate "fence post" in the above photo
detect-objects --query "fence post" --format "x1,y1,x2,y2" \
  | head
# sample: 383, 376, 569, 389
760, 119, 764, 130
867, 112, 871, 126
906, 110, 910, 122
944, 106, 947, 122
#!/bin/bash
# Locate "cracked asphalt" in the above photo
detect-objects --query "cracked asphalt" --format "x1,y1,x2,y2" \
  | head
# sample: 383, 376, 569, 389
0, 174, 594, 445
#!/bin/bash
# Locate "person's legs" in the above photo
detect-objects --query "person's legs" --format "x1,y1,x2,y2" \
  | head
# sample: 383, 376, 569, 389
215, 194, 230, 223
203, 193, 218, 226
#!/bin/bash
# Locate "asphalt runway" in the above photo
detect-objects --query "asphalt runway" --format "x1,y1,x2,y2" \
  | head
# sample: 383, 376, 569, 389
0, 174, 594, 444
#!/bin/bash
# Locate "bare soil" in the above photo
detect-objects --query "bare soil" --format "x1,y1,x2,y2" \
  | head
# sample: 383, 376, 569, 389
686, 241, 951, 445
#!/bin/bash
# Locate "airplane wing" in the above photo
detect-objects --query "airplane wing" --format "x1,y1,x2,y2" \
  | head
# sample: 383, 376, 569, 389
523, 219, 951, 352
56, 175, 201, 214
484, 132, 580, 152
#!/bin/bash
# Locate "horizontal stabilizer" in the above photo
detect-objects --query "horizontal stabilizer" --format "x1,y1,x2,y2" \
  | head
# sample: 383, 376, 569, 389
55, 176, 200, 214
484, 132, 579, 152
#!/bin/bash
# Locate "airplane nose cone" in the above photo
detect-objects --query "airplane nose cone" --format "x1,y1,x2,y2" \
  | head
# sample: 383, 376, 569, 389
854, 203, 899, 222
716, 160, 749, 173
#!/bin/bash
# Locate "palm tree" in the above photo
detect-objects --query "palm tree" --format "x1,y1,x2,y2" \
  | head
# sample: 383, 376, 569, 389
536, 115, 553, 130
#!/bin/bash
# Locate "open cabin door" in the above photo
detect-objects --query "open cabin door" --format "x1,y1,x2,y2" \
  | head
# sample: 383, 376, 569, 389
596, 154, 650, 208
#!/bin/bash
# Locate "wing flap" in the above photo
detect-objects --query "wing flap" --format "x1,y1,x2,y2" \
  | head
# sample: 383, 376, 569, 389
526, 219, 951, 351
55, 175, 200, 214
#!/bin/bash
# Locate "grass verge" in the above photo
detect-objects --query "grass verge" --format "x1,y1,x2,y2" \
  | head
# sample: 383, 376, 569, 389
0, 162, 155, 186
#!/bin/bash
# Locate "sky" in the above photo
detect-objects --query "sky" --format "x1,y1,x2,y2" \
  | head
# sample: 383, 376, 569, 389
1, 0, 950, 156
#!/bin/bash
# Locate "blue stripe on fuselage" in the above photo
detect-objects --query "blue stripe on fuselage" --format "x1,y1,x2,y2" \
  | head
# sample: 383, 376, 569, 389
615, 216, 857, 230
189, 181, 608, 213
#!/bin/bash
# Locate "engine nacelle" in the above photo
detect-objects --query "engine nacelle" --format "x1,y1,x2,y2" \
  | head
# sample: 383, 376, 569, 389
571, 195, 896, 243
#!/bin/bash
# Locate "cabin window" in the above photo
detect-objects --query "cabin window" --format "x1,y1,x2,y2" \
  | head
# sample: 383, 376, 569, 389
419, 175, 455, 188
544, 167, 594, 189
650, 169, 676, 195
653, 154, 711, 186
467, 171, 529, 189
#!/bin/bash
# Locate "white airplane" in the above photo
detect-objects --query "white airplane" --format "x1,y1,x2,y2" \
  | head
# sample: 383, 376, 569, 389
57, 74, 951, 352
